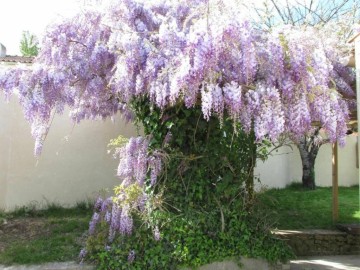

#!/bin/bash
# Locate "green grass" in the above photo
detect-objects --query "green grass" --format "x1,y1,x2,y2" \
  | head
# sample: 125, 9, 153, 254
0, 202, 93, 265
0, 219, 89, 265
0, 186, 359, 265
257, 184, 360, 229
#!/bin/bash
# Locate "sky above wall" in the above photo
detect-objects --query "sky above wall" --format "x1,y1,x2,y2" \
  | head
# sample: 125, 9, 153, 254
1, 0, 285, 56
1, 0, 351, 56
0, 0, 83, 55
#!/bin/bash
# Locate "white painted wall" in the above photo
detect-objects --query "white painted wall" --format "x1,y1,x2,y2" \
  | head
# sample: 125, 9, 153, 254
0, 97, 139, 211
255, 146, 293, 189
0, 85, 358, 210
256, 136, 359, 188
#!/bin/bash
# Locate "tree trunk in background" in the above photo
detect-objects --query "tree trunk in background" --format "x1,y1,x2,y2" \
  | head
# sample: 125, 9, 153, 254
297, 132, 322, 190
299, 148, 316, 189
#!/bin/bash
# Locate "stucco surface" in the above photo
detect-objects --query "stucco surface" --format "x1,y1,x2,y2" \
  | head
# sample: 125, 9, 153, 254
0, 97, 358, 210
0, 98, 138, 210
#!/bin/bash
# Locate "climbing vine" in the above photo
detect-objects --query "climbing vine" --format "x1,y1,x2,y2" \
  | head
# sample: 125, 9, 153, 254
84, 99, 293, 269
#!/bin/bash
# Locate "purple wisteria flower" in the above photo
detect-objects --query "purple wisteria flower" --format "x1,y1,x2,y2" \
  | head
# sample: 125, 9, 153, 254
89, 212, 100, 235
94, 197, 103, 212
119, 206, 133, 235
0, 0, 353, 151
79, 248, 87, 263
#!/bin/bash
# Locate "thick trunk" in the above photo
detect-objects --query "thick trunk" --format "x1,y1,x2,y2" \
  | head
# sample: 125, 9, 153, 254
301, 157, 316, 189
297, 137, 319, 190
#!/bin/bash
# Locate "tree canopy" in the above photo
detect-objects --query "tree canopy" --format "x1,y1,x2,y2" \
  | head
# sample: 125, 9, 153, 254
0, 0, 355, 155
19, 31, 39, 57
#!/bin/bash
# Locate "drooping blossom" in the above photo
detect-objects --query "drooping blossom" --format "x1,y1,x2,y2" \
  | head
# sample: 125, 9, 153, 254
0, 0, 356, 258
0, 0, 354, 150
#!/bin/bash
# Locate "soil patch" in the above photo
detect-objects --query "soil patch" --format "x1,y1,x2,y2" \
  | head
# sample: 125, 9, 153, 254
0, 218, 50, 253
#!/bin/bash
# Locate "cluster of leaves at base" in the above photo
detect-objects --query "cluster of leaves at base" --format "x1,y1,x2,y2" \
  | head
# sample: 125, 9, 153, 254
85, 99, 294, 269
87, 210, 293, 270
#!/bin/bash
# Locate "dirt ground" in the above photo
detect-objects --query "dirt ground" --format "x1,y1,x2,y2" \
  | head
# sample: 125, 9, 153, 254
0, 218, 50, 253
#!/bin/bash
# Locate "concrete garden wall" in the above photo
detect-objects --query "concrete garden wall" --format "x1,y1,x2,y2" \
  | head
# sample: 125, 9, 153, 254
0, 96, 358, 211
274, 229, 360, 256
0, 98, 138, 211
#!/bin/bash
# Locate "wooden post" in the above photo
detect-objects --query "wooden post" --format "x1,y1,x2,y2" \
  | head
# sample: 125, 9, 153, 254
332, 143, 339, 223
355, 34, 360, 220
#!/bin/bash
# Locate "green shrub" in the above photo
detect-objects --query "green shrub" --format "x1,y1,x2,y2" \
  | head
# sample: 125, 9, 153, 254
84, 100, 294, 269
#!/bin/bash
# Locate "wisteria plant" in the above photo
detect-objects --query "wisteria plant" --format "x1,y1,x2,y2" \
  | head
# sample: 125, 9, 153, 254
0, 0, 356, 268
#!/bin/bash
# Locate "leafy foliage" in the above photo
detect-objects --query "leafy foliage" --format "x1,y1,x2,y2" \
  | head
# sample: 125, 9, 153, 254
19, 31, 39, 57
83, 99, 293, 269
88, 211, 293, 270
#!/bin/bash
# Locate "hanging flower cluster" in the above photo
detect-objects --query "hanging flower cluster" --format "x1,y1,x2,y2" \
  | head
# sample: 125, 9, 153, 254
0, 0, 354, 154
87, 137, 162, 243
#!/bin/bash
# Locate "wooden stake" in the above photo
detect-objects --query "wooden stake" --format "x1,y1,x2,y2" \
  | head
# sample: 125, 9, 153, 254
355, 34, 360, 222
332, 142, 339, 223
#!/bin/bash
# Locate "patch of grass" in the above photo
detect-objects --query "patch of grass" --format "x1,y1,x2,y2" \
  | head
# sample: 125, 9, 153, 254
1, 186, 358, 265
257, 185, 360, 229
0, 202, 93, 265
0, 219, 89, 265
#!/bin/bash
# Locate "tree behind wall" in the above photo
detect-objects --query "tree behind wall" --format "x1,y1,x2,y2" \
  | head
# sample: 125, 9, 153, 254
19, 31, 39, 57
247, 0, 359, 189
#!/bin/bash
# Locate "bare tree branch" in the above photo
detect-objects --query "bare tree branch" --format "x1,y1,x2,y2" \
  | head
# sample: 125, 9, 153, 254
270, 0, 288, 24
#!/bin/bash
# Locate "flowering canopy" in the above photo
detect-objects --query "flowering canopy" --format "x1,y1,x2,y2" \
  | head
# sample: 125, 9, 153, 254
0, 2, 357, 262
0, 0, 355, 155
